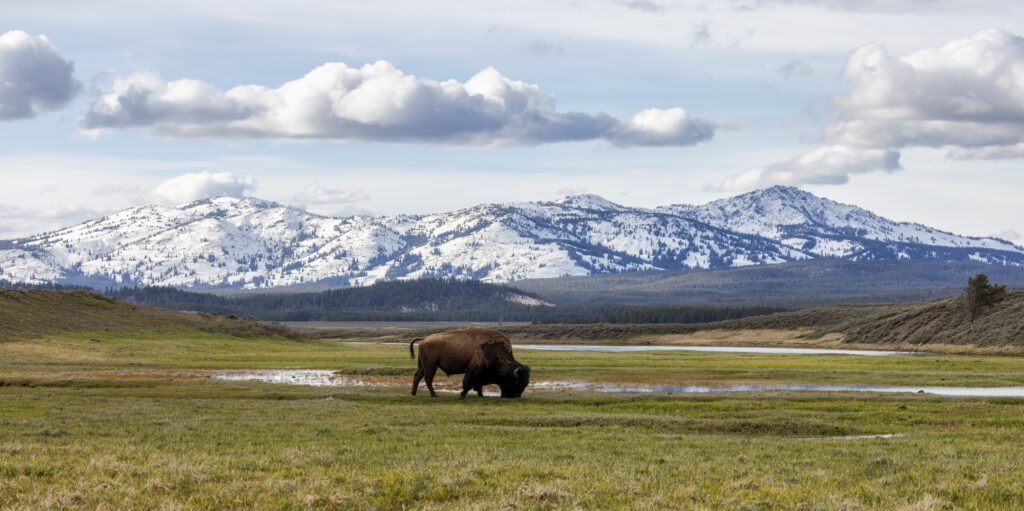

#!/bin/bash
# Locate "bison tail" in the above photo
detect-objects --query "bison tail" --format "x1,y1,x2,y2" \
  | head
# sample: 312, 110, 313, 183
409, 337, 424, 359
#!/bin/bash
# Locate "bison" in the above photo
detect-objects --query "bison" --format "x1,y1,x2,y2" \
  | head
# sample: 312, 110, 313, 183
409, 327, 531, 399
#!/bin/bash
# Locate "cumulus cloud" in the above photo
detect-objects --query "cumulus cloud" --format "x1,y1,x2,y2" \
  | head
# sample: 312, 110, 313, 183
81, 61, 714, 147
824, 29, 1024, 151
610, 108, 715, 147
719, 146, 900, 190
0, 30, 80, 120
724, 28, 1024, 189
149, 172, 255, 205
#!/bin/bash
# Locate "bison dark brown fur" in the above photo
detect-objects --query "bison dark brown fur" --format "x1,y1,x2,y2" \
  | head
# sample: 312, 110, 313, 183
409, 327, 531, 399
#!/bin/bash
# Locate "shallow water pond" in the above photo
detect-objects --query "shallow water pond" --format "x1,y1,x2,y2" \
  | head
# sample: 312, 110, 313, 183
564, 382, 1024, 397
213, 370, 385, 387
515, 344, 910, 356
211, 370, 1024, 397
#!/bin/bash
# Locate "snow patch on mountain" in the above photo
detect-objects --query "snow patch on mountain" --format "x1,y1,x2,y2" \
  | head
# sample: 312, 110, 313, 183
505, 293, 556, 307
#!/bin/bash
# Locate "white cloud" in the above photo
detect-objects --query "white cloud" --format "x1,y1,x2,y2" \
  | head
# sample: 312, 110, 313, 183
725, 28, 1024, 189
687, 20, 755, 49
826, 29, 1024, 152
0, 30, 80, 120
81, 61, 714, 147
996, 229, 1022, 243
948, 144, 1024, 160
291, 184, 369, 206
610, 108, 715, 147
730, 0, 1012, 12
719, 145, 900, 190
149, 172, 256, 205
0, 205, 108, 240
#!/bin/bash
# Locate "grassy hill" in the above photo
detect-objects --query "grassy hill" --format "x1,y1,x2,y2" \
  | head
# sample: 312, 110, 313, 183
725, 290, 1024, 347
0, 289, 294, 340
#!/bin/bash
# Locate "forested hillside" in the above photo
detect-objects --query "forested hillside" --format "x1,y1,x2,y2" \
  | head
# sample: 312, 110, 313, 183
106, 279, 781, 323
516, 260, 1024, 307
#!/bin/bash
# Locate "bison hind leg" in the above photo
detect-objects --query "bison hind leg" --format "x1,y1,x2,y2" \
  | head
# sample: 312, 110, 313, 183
411, 366, 424, 396
424, 365, 439, 397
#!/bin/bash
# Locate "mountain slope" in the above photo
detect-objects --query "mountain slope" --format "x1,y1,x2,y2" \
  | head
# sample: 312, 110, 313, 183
1, 187, 1021, 290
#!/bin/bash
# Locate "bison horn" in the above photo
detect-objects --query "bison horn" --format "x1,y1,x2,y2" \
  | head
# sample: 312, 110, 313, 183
514, 367, 521, 378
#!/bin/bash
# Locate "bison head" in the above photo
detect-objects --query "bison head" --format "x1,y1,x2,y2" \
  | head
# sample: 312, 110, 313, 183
499, 363, 531, 398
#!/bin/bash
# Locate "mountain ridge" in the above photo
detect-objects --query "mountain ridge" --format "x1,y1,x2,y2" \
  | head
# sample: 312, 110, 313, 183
1, 187, 1021, 289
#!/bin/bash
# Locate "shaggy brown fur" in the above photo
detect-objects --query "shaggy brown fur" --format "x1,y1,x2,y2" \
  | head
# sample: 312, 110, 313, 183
409, 327, 529, 399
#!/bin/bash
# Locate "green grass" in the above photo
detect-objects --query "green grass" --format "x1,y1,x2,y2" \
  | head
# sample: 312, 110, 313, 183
3, 380, 1024, 509
5, 328, 1024, 508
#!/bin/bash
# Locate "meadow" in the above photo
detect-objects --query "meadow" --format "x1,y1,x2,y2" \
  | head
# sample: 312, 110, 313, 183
3, 331, 1024, 509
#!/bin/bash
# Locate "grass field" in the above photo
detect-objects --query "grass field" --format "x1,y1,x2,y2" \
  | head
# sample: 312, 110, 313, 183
4, 330, 1024, 509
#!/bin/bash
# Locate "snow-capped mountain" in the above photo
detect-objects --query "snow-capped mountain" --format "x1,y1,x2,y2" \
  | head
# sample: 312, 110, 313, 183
661, 186, 1022, 261
1, 187, 1021, 289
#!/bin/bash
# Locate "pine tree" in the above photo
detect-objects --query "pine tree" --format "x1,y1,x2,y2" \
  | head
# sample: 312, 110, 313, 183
964, 274, 1007, 321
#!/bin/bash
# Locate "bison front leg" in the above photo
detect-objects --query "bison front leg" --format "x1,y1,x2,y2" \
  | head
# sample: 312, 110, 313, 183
460, 370, 479, 400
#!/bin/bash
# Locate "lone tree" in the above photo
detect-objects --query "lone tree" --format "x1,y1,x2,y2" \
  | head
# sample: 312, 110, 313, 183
964, 273, 1007, 321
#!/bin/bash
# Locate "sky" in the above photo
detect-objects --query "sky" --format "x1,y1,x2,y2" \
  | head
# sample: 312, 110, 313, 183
2, 0, 1024, 242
